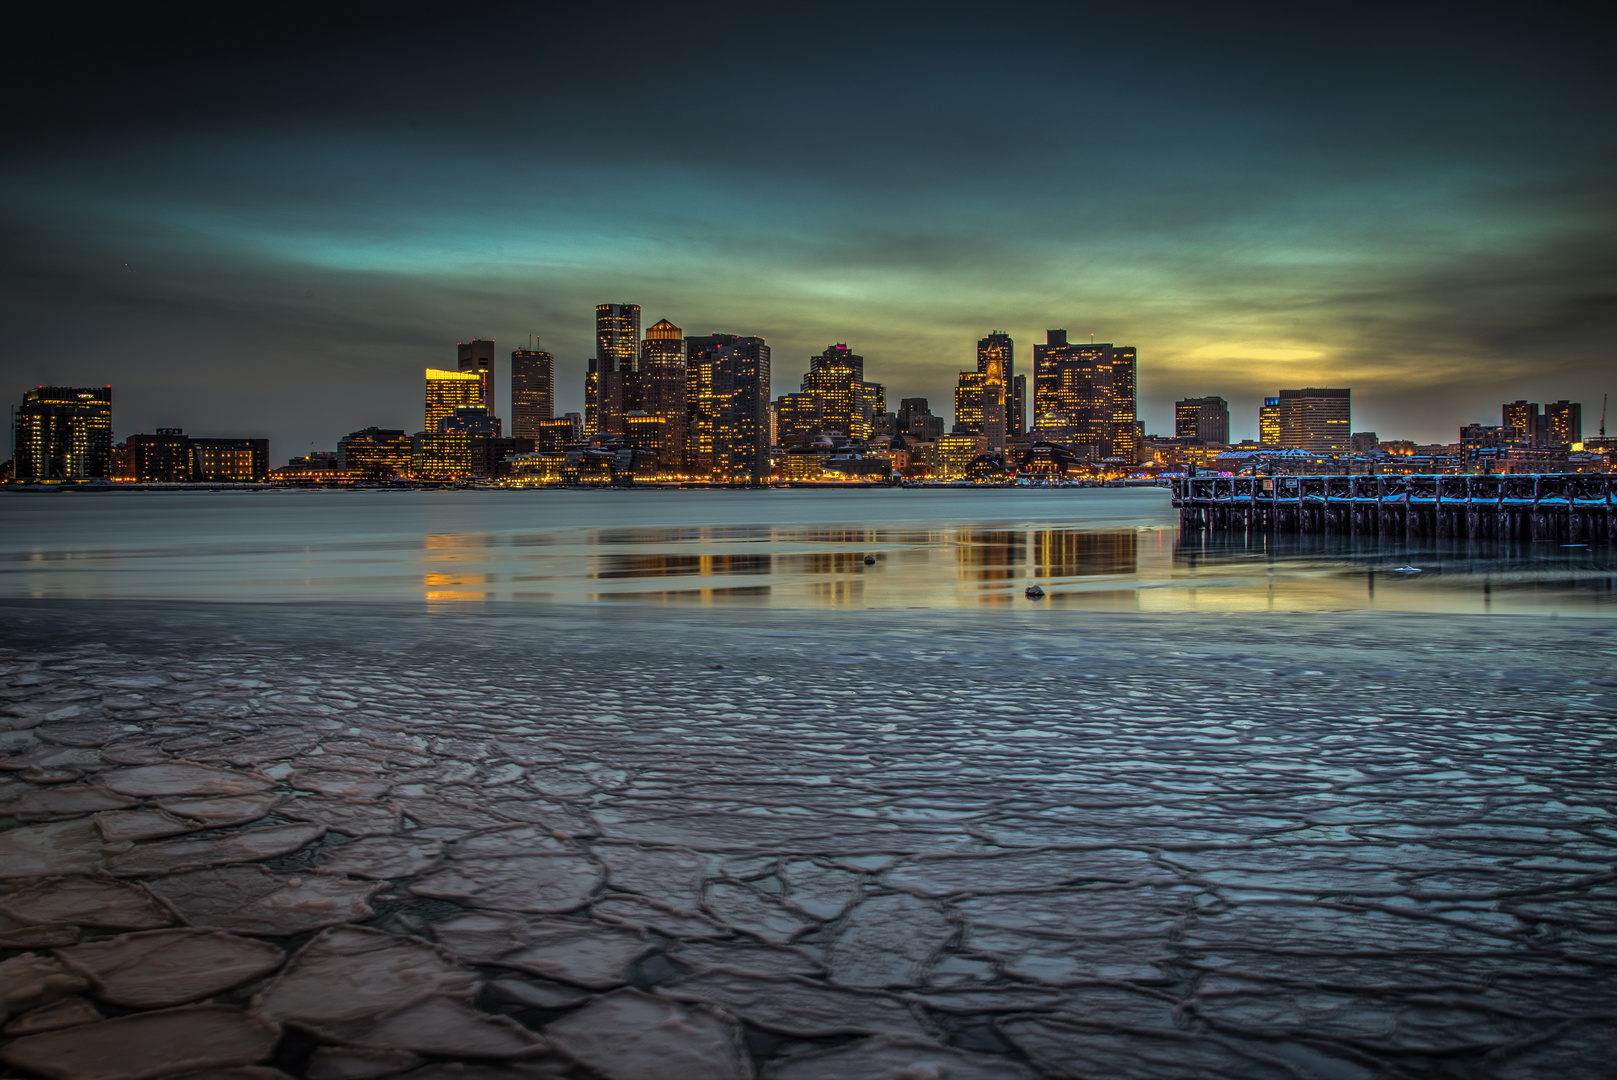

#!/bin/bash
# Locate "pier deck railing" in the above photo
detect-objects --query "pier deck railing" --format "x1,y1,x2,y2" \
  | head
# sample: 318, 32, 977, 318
1170, 473, 1616, 543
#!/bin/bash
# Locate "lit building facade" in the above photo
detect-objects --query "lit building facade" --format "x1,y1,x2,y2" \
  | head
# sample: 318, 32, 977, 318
533, 415, 582, 451
1503, 400, 1543, 445
411, 433, 473, 479
975, 331, 1013, 447
191, 439, 269, 482
439, 407, 502, 437
1259, 397, 1282, 446
13, 386, 113, 482
1175, 396, 1230, 444
457, 339, 496, 416
640, 319, 687, 467
426, 368, 483, 433
1031, 332, 1137, 460
510, 349, 555, 440
686, 333, 771, 482
1276, 388, 1351, 452
1544, 400, 1581, 446
337, 428, 412, 478
127, 429, 193, 482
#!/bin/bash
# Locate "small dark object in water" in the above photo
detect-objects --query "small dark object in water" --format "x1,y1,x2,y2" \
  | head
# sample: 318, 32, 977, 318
1024, 585, 1045, 599
863, 556, 876, 566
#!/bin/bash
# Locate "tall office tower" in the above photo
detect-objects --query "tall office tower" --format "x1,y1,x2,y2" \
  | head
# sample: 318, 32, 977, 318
457, 339, 496, 415
1276, 388, 1351, 452
13, 386, 113, 482
1259, 397, 1282, 446
1010, 374, 1027, 436
425, 368, 484, 433
1030, 331, 1135, 457
976, 332, 1013, 447
686, 333, 770, 482
1175, 396, 1231, 443
1503, 400, 1544, 445
596, 303, 642, 375
774, 392, 820, 446
510, 349, 555, 440
589, 303, 642, 438
792, 344, 885, 441
1544, 400, 1581, 446
640, 319, 687, 467
954, 372, 988, 435
584, 360, 600, 437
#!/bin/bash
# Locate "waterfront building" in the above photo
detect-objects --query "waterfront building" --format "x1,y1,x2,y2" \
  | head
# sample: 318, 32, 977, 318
470, 437, 534, 479
426, 368, 483, 434
1030, 332, 1137, 461
510, 349, 555, 440
411, 433, 473, 479
457, 339, 496, 416
686, 333, 771, 482
640, 319, 687, 467
936, 433, 987, 479
127, 428, 193, 482
789, 344, 884, 442
337, 428, 412, 478
533, 415, 583, 451
1258, 397, 1284, 447
1175, 396, 1230, 444
1544, 400, 1581, 447
1503, 400, 1543, 445
191, 439, 269, 482
12, 385, 112, 482
623, 411, 668, 475
1275, 388, 1351, 453
775, 392, 819, 447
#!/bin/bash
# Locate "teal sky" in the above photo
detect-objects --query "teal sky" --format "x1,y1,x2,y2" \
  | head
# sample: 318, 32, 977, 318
2, 5, 1612, 457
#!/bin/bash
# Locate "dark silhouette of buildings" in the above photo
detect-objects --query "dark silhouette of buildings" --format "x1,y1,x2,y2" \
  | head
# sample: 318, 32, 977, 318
457, 339, 496, 417
1175, 396, 1230, 444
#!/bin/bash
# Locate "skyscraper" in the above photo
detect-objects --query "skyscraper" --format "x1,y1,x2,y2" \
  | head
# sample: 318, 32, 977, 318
686, 333, 770, 482
1175, 396, 1230, 443
785, 344, 885, 443
1276, 388, 1351, 452
457, 339, 496, 416
1503, 400, 1544, 445
590, 304, 642, 437
976, 332, 1013, 446
1030, 332, 1137, 459
1010, 374, 1027, 438
510, 348, 555, 440
425, 368, 483, 433
1544, 400, 1581, 446
13, 386, 113, 482
640, 319, 687, 468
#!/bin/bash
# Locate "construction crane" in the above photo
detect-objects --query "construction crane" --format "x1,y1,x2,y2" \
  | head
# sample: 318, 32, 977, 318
1601, 392, 1607, 439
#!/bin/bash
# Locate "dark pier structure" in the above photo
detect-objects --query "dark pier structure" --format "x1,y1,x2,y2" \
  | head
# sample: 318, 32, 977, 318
1173, 473, 1617, 543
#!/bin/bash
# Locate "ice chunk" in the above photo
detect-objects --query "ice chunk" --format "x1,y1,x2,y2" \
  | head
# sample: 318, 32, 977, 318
668, 940, 825, 978
410, 854, 601, 913
452, 825, 576, 858
546, 988, 750, 1080
10, 785, 137, 821
316, 836, 442, 879
279, 795, 401, 836
659, 971, 933, 1038
1, 994, 102, 1035
157, 793, 282, 827
291, 771, 393, 799
488, 976, 592, 1010
763, 1035, 1039, 1079
34, 722, 134, 748
432, 911, 650, 988
101, 762, 273, 798
105, 823, 324, 876
779, 859, 862, 920
0, 953, 90, 1022
0, 820, 105, 878
57, 928, 284, 1008
95, 809, 199, 843
825, 893, 953, 988
703, 881, 815, 943
307, 1046, 423, 1080
149, 865, 382, 935
883, 849, 1161, 897
592, 896, 730, 938
330, 995, 547, 1058
253, 926, 476, 1027
0, 1003, 280, 1080
999, 1015, 1299, 1080
594, 844, 706, 912
0, 876, 173, 930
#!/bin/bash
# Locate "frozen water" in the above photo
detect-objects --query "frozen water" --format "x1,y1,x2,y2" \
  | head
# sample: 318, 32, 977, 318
3, 600, 1616, 1077
0, 1003, 280, 1080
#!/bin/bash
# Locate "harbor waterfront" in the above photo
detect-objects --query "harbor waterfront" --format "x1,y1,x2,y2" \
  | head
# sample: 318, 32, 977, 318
1, 488, 1615, 1078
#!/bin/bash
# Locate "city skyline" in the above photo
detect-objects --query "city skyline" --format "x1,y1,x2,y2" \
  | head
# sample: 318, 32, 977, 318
1, 8, 1611, 456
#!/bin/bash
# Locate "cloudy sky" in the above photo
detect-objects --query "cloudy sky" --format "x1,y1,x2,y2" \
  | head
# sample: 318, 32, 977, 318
2, 4, 1612, 458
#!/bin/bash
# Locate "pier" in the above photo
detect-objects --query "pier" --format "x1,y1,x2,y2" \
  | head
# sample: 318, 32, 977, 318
1172, 473, 1617, 543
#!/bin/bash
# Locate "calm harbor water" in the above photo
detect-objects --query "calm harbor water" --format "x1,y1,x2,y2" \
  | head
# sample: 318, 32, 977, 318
2, 487, 1614, 614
